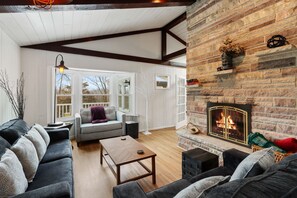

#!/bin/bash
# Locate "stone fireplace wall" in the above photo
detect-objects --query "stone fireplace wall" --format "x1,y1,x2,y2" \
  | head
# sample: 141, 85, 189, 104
186, 0, 297, 139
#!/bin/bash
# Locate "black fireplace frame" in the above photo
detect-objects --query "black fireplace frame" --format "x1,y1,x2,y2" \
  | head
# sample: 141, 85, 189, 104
207, 102, 252, 147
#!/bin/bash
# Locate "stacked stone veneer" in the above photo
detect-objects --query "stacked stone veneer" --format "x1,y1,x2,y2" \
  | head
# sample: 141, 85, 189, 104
186, 0, 297, 140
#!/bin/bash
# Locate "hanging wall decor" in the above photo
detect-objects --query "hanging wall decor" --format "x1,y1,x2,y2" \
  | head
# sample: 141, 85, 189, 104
267, 35, 288, 48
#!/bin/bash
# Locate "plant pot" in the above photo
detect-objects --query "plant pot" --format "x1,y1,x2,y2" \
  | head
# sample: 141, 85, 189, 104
221, 52, 233, 70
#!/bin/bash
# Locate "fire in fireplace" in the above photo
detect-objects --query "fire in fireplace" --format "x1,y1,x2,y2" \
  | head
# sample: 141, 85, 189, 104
207, 102, 251, 147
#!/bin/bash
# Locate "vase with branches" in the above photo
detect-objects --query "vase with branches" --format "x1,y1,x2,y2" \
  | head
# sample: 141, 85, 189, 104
219, 37, 244, 70
0, 70, 25, 119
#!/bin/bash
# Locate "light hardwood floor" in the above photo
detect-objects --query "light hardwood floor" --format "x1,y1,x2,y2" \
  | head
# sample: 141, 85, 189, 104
72, 128, 183, 198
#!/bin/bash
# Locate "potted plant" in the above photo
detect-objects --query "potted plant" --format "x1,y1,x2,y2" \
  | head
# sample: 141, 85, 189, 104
219, 38, 244, 70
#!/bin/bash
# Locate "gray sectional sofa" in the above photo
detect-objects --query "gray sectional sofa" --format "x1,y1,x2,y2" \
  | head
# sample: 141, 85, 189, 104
75, 106, 126, 146
0, 119, 73, 198
113, 148, 297, 198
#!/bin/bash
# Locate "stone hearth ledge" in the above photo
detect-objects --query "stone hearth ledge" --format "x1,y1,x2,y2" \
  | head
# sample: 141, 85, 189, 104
177, 128, 252, 165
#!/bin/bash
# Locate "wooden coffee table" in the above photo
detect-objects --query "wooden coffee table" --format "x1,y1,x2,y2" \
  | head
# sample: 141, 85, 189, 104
100, 135, 157, 185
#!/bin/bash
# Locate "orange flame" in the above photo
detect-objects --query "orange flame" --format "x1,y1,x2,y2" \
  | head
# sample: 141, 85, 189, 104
216, 112, 237, 130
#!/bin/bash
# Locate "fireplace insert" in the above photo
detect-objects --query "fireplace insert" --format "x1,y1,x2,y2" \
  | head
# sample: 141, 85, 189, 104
207, 102, 251, 147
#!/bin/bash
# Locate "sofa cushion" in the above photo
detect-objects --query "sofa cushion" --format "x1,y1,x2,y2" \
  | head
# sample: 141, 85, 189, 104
174, 175, 230, 198
33, 124, 50, 146
11, 136, 39, 182
205, 154, 297, 198
41, 139, 72, 163
27, 157, 73, 197
0, 136, 11, 149
25, 128, 47, 161
147, 179, 191, 198
81, 121, 122, 134
0, 119, 30, 145
230, 148, 274, 181
0, 149, 28, 197
189, 166, 233, 183
105, 106, 116, 121
80, 108, 92, 124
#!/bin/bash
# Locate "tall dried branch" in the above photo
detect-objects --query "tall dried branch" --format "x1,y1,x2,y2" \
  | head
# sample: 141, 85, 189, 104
0, 70, 25, 119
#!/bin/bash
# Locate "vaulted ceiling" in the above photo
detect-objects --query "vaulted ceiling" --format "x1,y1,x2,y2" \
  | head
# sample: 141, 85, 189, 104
0, 0, 193, 66
0, 7, 187, 46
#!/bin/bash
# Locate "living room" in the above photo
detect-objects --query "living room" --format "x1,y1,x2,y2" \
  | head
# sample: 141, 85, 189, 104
0, 0, 297, 198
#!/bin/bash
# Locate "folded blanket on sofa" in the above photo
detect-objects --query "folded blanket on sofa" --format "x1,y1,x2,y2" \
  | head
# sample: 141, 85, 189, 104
91, 106, 108, 123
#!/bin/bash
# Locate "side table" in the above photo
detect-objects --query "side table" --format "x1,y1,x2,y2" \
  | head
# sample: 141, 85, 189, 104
44, 122, 73, 131
182, 148, 218, 179
126, 121, 139, 139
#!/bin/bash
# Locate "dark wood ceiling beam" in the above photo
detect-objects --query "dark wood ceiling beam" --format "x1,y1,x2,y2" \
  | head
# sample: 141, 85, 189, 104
23, 45, 183, 66
162, 12, 186, 31
0, 1, 195, 13
22, 28, 161, 47
162, 48, 186, 61
161, 30, 167, 60
167, 30, 186, 46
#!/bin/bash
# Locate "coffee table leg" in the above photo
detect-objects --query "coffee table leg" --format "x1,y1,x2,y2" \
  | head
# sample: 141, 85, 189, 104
117, 165, 121, 185
152, 156, 156, 184
100, 144, 103, 165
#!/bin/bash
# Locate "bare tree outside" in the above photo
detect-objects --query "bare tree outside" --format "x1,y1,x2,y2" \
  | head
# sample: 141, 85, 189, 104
82, 76, 110, 106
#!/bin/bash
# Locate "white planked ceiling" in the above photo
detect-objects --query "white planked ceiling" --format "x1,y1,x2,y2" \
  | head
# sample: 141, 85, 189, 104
0, 6, 187, 46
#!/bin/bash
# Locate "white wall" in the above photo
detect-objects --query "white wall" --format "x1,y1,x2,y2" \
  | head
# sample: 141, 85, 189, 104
0, 28, 21, 124
21, 32, 186, 135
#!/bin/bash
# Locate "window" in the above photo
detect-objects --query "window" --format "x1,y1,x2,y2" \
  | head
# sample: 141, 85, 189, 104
82, 75, 110, 108
56, 72, 72, 119
118, 78, 131, 113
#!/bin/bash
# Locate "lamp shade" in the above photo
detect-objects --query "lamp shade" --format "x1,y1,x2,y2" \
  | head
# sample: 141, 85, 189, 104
55, 55, 68, 74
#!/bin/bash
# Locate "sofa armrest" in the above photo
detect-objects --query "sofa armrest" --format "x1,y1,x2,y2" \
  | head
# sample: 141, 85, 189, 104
113, 181, 147, 198
46, 128, 69, 144
74, 113, 82, 142
223, 149, 249, 172
13, 182, 71, 198
116, 111, 126, 135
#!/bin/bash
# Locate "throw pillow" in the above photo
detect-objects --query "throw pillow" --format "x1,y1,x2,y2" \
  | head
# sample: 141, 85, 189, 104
80, 108, 92, 124
104, 106, 116, 121
33, 124, 50, 146
230, 148, 274, 181
11, 136, 39, 182
25, 128, 47, 161
274, 138, 297, 153
91, 106, 106, 121
174, 176, 230, 198
0, 149, 28, 197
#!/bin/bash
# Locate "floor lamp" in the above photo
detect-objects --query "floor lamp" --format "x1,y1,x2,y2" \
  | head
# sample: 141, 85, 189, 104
48, 54, 69, 126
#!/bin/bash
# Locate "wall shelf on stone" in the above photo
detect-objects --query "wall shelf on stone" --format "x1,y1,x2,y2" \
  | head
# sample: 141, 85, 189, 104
214, 69, 235, 76
186, 84, 201, 88
255, 44, 297, 58
186, 84, 202, 91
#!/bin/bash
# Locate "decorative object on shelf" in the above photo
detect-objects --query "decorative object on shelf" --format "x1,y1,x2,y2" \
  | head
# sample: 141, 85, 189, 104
187, 122, 201, 134
219, 38, 244, 70
0, 70, 25, 119
186, 79, 201, 86
267, 35, 288, 48
50, 54, 69, 126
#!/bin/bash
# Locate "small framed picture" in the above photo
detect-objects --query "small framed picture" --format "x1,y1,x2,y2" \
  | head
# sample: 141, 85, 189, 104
155, 75, 170, 89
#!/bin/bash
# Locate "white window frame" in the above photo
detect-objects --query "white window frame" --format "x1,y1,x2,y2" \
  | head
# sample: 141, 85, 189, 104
81, 74, 111, 109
